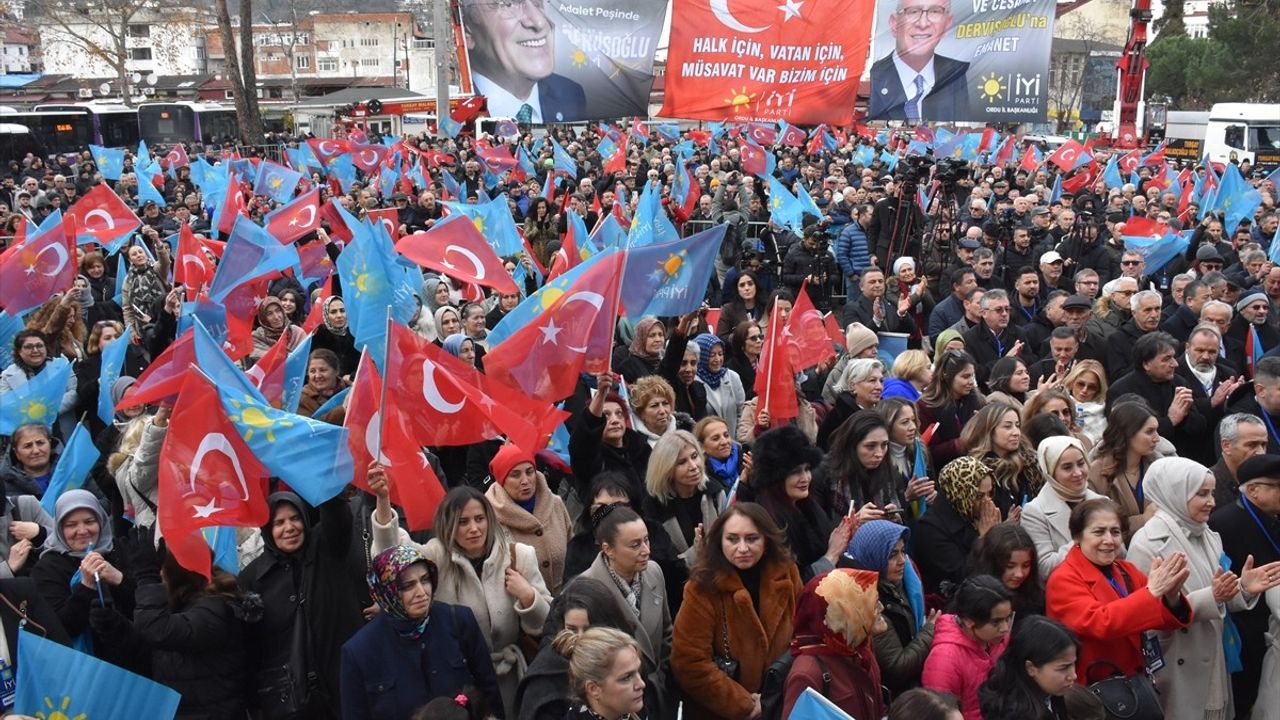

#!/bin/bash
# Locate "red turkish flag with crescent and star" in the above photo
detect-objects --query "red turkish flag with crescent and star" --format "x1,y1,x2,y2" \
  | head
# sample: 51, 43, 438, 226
64, 183, 141, 250
660, 0, 872, 124
157, 370, 269, 578
266, 188, 322, 244
396, 216, 520, 295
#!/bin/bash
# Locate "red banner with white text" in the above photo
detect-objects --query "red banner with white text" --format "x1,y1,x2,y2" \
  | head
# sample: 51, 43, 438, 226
659, 0, 873, 125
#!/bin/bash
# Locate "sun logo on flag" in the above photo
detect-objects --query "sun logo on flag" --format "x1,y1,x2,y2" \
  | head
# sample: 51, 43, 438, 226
539, 281, 570, 309
227, 395, 293, 442
20, 399, 49, 422
723, 87, 756, 109
977, 72, 1007, 102
269, 176, 284, 190
36, 694, 87, 720
472, 216, 485, 234
571, 48, 588, 68
652, 250, 688, 282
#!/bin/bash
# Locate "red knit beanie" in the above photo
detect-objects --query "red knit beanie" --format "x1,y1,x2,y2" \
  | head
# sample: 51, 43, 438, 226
489, 444, 535, 486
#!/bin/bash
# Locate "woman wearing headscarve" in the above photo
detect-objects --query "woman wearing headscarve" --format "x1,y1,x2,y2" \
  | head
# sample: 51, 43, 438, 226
240, 492, 364, 720
485, 444, 573, 594
617, 317, 666, 384
693, 333, 746, 433
310, 296, 359, 376
433, 305, 463, 346
340, 546, 502, 720
249, 296, 307, 365
1024, 436, 1106, 578
30, 490, 138, 667
914, 457, 1003, 594
443, 333, 481, 369
1127, 458, 1280, 720
782, 568, 889, 720
842, 520, 937, 696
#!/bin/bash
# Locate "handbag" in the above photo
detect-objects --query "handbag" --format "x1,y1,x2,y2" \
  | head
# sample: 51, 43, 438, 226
255, 594, 315, 720
712, 599, 740, 680
1085, 661, 1164, 720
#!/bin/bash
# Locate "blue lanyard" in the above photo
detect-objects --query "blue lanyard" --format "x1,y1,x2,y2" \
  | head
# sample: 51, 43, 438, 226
992, 329, 1004, 356
1019, 301, 1038, 321
1108, 576, 1130, 598
1261, 408, 1280, 449
1241, 495, 1280, 558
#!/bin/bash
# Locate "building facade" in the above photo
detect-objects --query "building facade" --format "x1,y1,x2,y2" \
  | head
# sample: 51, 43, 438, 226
36, 4, 210, 80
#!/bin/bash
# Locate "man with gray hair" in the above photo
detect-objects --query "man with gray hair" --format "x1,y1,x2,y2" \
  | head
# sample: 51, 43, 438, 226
1212, 413, 1268, 507
1085, 275, 1137, 341
1105, 289, 1163, 380
1178, 324, 1243, 397
961, 288, 1035, 387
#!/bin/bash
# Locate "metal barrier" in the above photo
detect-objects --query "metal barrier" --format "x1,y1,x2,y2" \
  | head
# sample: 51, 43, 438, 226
235, 145, 287, 163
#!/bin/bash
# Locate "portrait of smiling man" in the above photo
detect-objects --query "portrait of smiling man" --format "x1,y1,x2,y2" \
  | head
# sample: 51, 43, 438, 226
867, 0, 970, 121
463, 0, 587, 123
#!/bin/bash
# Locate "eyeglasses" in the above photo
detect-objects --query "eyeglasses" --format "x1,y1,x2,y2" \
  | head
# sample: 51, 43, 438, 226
1121, 260, 1142, 266
897, 6, 948, 20
469, 0, 544, 18
987, 306, 1011, 314
20, 343, 45, 351
746, 333, 762, 341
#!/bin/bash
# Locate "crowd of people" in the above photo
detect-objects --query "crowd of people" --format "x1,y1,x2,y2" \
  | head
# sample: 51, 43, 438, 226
0, 120, 1279, 720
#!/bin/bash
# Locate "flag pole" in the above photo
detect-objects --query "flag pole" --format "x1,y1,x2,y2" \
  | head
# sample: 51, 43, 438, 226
375, 307, 392, 463
763, 303, 777, 415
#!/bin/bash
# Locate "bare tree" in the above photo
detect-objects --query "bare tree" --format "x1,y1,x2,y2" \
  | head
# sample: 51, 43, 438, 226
28, 0, 204, 106
215, 0, 265, 144
1048, 16, 1112, 134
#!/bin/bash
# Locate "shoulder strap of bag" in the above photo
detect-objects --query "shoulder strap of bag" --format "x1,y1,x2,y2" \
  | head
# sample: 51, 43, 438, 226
718, 597, 732, 658
812, 655, 832, 697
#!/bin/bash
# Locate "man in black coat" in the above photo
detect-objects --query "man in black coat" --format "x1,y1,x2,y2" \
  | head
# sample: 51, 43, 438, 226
1229, 355, 1280, 455
1106, 290, 1164, 381
960, 289, 1034, 389
866, 186, 925, 270
1160, 277, 1211, 343
1233, 289, 1280, 359
1209, 455, 1280, 719
841, 267, 916, 335
1106, 332, 1213, 465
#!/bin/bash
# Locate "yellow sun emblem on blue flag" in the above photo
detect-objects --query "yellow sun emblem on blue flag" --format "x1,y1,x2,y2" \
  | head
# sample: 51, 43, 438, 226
269, 176, 284, 190
349, 260, 383, 299
20, 399, 50, 423
472, 216, 486, 234
36, 694, 86, 720
651, 250, 687, 283
226, 394, 293, 442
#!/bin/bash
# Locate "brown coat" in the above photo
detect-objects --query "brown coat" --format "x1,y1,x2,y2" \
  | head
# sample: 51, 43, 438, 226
485, 472, 573, 593
295, 378, 350, 425
670, 559, 802, 720
1087, 457, 1154, 541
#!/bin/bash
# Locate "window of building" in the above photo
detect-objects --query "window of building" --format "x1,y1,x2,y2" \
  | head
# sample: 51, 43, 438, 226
296, 54, 310, 69
224, 90, 235, 100
127, 24, 150, 38
318, 57, 338, 72
361, 57, 379, 67
129, 47, 153, 60
194, 46, 206, 60
360, 37, 379, 47
412, 39, 433, 50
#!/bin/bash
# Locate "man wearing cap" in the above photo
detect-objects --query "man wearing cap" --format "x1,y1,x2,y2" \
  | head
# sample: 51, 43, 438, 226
1028, 206, 1053, 245
1194, 244, 1226, 276
1229, 289, 1280, 361
1209, 453, 1280, 718
1161, 277, 1212, 344
1055, 294, 1106, 363
1037, 250, 1069, 295
961, 288, 1034, 388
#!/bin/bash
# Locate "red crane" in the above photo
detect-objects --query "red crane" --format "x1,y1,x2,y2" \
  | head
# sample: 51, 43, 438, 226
1111, 0, 1155, 148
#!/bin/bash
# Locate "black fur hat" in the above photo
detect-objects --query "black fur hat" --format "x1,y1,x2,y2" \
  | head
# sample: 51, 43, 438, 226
750, 425, 823, 493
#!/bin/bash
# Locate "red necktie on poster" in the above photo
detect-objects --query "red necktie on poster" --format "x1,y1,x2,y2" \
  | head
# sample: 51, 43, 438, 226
660, 0, 873, 125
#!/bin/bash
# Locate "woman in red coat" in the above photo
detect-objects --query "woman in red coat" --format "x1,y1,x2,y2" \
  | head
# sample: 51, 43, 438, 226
1046, 498, 1193, 685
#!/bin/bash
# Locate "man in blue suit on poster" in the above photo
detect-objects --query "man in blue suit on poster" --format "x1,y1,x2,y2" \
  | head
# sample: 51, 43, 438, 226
867, 0, 971, 122
463, 0, 587, 123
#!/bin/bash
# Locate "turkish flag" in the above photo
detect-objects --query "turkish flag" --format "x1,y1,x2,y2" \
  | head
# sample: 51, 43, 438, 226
1118, 149, 1143, 174
485, 251, 625, 403
1062, 161, 1099, 195
345, 352, 446, 530
265, 188, 322, 244
384, 323, 560, 453
163, 143, 189, 170
396, 216, 520, 294
741, 143, 768, 176
174, 224, 214, 293
220, 278, 271, 358
1018, 146, 1042, 174
753, 302, 798, 424
748, 123, 778, 146
452, 95, 486, 123
603, 140, 627, 175
476, 145, 517, 175
660, 0, 870, 125
784, 280, 835, 367
1047, 139, 1088, 171
351, 144, 390, 173
780, 124, 807, 148
158, 369, 269, 578
307, 138, 351, 167
245, 329, 290, 406
121, 330, 196, 408
64, 184, 140, 249
0, 215, 75, 314
216, 172, 247, 237
302, 275, 335, 334
367, 207, 401, 242
1141, 145, 1166, 167
316, 197, 353, 243
687, 129, 712, 146
347, 128, 369, 145
824, 312, 847, 352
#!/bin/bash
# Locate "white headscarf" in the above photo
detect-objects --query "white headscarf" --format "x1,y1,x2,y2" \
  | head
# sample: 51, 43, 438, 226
1036, 435, 1089, 503
1143, 457, 1213, 538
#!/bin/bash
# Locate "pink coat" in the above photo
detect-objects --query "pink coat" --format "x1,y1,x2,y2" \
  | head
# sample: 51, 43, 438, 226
921, 614, 1010, 720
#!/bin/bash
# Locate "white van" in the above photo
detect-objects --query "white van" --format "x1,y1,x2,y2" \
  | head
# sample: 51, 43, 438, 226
1203, 103, 1280, 169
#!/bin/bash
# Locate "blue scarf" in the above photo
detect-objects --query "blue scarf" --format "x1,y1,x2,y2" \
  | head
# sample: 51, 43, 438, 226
706, 443, 741, 489
694, 333, 727, 389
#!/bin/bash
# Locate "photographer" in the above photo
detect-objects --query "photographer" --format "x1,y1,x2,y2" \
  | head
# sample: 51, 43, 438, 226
782, 224, 835, 311
835, 204, 874, 297
1053, 212, 1114, 287
867, 168, 926, 270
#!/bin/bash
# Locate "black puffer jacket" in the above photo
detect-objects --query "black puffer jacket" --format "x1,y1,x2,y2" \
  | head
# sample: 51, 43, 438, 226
871, 580, 935, 696
568, 409, 652, 504
238, 493, 363, 719
132, 582, 262, 720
